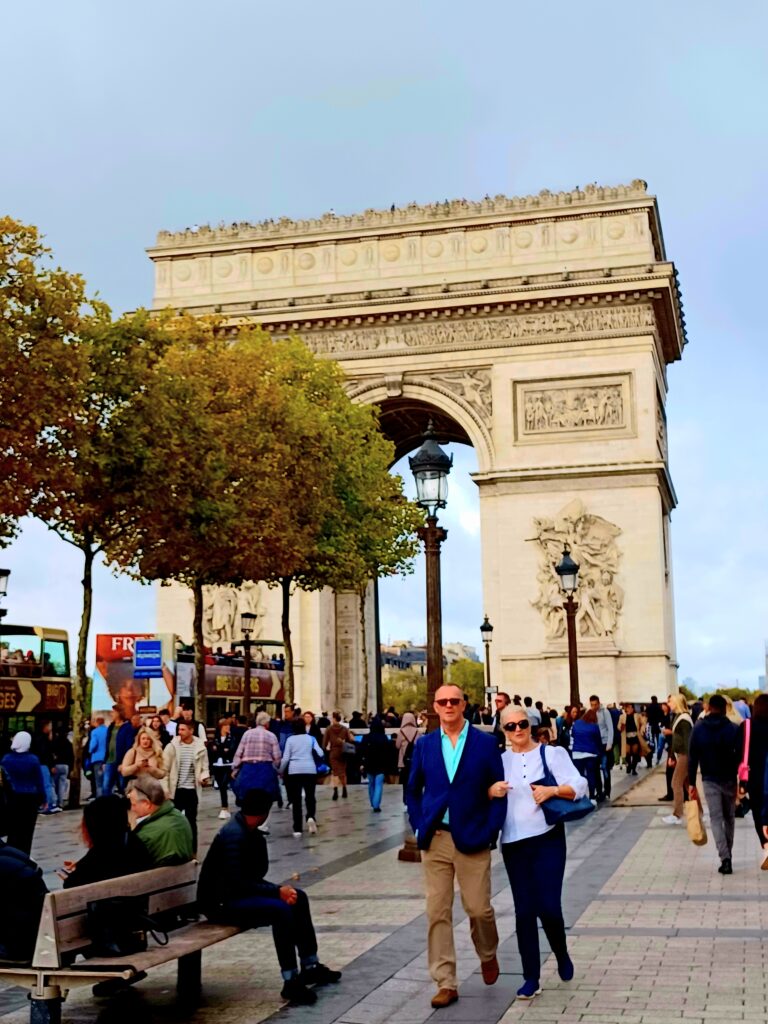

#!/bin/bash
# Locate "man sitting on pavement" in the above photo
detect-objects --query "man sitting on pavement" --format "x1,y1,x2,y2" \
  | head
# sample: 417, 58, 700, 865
688, 694, 740, 875
198, 787, 341, 1006
126, 775, 194, 866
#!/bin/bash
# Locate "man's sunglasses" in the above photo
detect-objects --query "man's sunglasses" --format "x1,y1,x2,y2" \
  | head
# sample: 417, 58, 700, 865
435, 698, 463, 707
503, 720, 530, 732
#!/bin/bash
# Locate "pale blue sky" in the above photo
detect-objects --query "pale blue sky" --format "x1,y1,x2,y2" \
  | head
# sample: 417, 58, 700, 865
1, 1, 766, 689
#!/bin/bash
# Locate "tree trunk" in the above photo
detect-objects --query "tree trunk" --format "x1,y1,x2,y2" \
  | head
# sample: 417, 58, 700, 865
192, 578, 207, 725
358, 586, 370, 717
280, 575, 294, 706
69, 540, 95, 809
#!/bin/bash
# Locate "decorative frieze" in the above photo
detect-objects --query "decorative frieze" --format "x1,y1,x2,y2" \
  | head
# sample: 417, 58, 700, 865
515, 373, 633, 443
284, 304, 655, 359
429, 370, 492, 425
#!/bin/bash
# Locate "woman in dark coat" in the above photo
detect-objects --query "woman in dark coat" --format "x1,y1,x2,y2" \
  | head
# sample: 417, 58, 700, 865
360, 719, 391, 812
61, 795, 151, 888
0, 731, 47, 854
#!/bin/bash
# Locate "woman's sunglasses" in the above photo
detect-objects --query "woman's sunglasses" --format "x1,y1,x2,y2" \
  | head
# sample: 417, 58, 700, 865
503, 720, 530, 732
435, 698, 463, 707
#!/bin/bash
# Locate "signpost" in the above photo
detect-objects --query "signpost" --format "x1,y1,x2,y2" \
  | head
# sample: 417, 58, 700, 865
133, 639, 163, 680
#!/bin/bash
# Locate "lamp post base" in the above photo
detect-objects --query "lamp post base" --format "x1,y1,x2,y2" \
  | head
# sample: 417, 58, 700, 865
398, 833, 422, 862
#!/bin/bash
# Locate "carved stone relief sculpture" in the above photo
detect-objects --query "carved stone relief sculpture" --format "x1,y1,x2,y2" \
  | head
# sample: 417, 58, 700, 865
531, 499, 623, 642
516, 374, 632, 442
288, 304, 655, 359
429, 369, 492, 425
201, 582, 263, 647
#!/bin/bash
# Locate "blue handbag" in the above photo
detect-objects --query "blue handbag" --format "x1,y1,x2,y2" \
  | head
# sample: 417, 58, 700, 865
537, 746, 595, 825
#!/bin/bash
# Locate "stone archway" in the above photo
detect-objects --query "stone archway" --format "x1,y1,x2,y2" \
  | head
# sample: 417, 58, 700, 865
150, 181, 685, 709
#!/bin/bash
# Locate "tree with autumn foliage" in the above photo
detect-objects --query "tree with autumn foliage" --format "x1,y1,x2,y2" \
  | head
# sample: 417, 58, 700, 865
0, 218, 91, 542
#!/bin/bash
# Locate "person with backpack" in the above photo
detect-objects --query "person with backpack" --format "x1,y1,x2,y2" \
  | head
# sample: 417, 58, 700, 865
396, 712, 419, 805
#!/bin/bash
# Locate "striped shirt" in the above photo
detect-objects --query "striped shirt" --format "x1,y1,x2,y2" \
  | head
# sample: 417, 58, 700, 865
232, 726, 281, 769
176, 741, 196, 790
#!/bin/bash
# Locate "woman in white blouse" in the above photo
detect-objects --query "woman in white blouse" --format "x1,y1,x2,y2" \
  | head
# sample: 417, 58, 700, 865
488, 705, 588, 1001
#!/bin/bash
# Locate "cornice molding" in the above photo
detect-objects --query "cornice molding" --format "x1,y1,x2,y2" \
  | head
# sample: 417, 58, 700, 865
153, 180, 652, 250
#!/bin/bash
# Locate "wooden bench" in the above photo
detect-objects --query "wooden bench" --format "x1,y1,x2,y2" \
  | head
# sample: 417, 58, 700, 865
0, 863, 243, 1024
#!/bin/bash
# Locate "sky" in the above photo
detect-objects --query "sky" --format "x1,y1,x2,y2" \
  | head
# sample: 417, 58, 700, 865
1, 1, 767, 690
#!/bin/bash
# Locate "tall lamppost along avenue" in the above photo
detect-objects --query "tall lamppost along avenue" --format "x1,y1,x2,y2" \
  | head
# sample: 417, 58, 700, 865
409, 420, 452, 734
555, 544, 581, 709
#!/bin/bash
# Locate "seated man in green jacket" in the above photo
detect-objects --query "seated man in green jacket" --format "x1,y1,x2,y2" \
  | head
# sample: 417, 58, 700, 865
127, 775, 193, 866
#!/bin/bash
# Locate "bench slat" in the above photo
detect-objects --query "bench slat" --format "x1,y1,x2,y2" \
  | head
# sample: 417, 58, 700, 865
67, 922, 242, 974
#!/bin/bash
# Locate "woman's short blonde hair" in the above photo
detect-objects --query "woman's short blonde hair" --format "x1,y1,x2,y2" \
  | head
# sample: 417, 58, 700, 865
668, 693, 689, 714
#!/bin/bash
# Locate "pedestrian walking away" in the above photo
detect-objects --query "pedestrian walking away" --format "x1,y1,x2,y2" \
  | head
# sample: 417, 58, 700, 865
688, 694, 740, 874
360, 718, 390, 812
489, 705, 588, 1000
198, 787, 341, 1006
323, 712, 354, 800
280, 718, 324, 836
396, 712, 420, 804
406, 683, 506, 1010
0, 731, 47, 854
740, 694, 768, 867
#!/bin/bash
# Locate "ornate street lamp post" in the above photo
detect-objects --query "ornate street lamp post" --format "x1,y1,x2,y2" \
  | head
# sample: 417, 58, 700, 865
555, 544, 581, 709
480, 614, 494, 701
409, 421, 452, 734
398, 422, 452, 865
240, 610, 258, 720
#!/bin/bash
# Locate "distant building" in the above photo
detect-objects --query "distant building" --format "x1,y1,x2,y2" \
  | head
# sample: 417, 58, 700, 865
379, 640, 476, 681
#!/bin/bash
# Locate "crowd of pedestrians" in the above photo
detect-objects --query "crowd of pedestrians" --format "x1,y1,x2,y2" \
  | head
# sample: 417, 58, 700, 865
1, 686, 766, 1010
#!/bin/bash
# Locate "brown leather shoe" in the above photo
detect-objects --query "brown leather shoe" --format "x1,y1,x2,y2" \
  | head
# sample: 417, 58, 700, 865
481, 956, 500, 985
431, 988, 459, 1009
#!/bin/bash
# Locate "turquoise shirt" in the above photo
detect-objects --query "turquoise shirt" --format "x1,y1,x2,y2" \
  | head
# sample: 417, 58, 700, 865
440, 719, 469, 824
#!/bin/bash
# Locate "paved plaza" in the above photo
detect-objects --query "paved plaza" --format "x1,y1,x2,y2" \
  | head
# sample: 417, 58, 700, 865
2, 770, 767, 1024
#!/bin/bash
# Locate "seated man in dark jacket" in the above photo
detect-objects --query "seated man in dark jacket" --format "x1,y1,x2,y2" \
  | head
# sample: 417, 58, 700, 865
198, 788, 340, 1006
0, 839, 48, 961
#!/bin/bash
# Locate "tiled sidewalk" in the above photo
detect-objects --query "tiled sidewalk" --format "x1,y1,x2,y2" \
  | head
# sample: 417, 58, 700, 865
3, 769, 767, 1024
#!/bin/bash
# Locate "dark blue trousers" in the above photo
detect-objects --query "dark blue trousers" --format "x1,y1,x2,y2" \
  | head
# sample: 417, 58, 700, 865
222, 889, 317, 973
501, 824, 568, 982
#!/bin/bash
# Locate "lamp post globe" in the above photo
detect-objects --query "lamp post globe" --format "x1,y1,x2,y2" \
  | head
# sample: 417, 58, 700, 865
408, 419, 453, 516
0, 569, 9, 599
554, 545, 579, 596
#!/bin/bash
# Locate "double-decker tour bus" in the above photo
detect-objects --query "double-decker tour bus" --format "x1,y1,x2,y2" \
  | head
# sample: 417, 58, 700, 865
0, 625, 71, 751
93, 634, 285, 727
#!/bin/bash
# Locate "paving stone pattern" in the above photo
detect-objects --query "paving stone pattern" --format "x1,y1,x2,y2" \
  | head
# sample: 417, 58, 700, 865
2, 766, 767, 1023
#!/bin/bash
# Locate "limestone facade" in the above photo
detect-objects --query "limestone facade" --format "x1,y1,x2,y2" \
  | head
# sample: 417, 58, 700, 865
149, 180, 685, 709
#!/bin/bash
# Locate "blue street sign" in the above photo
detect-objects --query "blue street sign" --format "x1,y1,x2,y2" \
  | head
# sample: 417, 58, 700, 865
134, 638, 163, 679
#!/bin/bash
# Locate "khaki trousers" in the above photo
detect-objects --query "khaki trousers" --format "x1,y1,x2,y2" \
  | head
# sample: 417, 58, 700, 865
672, 753, 689, 818
421, 829, 498, 990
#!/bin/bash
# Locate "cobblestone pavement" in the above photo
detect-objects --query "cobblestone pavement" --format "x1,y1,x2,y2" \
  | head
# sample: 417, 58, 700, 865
2, 767, 767, 1024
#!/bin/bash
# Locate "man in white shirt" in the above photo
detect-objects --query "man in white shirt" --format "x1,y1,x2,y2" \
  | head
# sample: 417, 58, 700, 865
589, 694, 615, 802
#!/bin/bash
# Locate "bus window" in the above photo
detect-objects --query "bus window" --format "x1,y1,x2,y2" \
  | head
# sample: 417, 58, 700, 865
42, 640, 69, 678
1, 635, 42, 675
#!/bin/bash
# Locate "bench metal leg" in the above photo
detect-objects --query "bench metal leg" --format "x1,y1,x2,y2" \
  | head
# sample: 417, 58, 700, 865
177, 949, 202, 1001
30, 989, 62, 1024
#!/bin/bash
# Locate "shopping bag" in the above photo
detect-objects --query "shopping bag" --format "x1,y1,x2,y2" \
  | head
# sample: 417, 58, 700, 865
685, 798, 708, 846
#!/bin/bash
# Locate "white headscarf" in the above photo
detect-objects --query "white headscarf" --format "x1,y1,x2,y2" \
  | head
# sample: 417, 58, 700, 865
10, 731, 32, 753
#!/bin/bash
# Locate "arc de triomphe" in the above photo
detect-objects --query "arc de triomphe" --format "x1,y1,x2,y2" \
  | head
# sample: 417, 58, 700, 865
149, 180, 685, 712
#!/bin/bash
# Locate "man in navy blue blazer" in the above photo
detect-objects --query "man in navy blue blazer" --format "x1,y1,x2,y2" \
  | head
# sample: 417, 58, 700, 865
407, 683, 506, 1009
